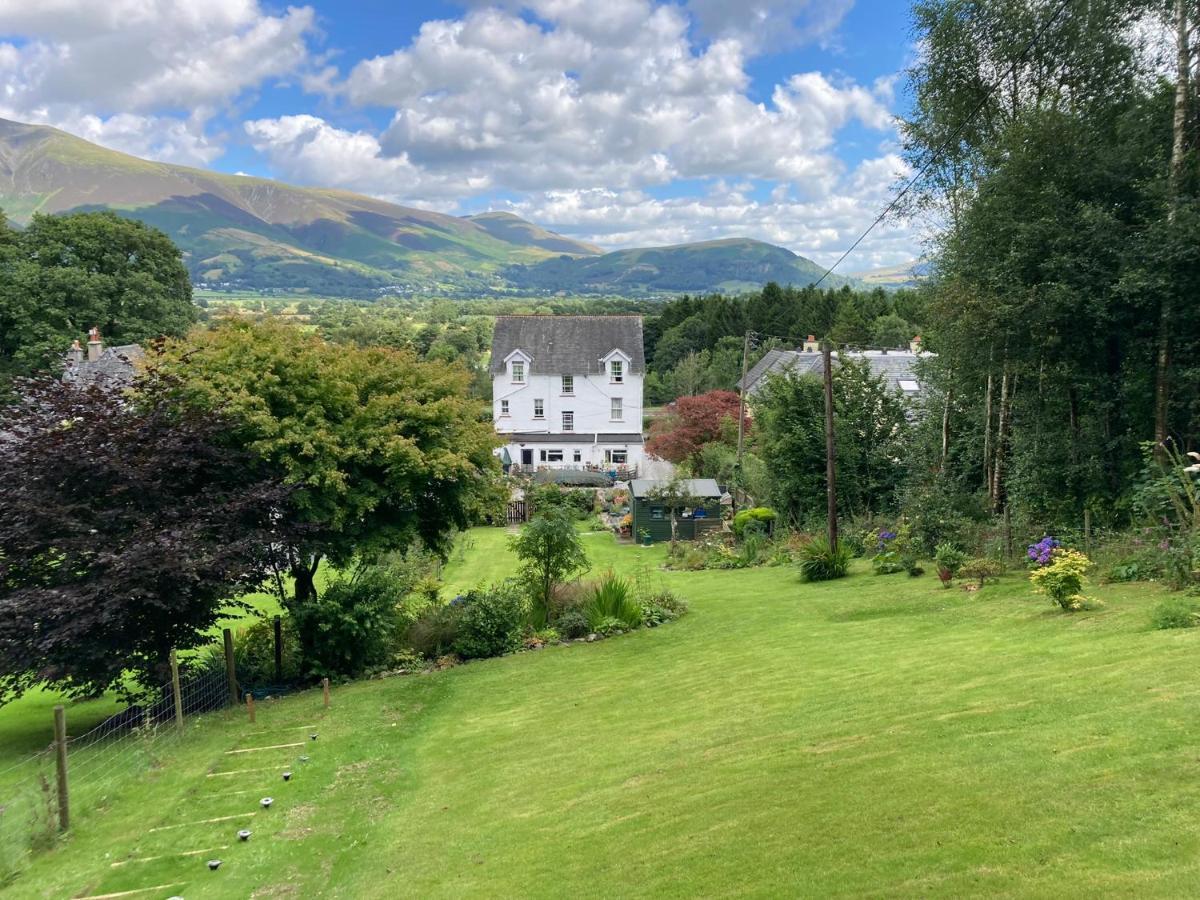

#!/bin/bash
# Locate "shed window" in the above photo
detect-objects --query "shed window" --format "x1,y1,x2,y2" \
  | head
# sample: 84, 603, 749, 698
650, 507, 664, 520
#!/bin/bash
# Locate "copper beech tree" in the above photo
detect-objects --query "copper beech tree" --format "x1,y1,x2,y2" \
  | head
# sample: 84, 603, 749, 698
0, 376, 290, 702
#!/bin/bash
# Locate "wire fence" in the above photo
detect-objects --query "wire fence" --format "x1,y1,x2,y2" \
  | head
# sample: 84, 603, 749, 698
0, 646, 242, 882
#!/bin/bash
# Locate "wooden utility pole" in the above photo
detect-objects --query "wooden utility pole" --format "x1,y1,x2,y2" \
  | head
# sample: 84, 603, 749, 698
169, 650, 184, 728
53, 705, 70, 832
246, 692, 256, 724
223, 628, 238, 707
983, 369, 994, 491
822, 341, 838, 551
322, 677, 331, 709
734, 331, 751, 509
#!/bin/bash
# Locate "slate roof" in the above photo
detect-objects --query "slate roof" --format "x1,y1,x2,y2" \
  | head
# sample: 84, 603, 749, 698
501, 432, 645, 444
738, 348, 929, 399
62, 345, 145, 389
630, 478, 723, 499
490, 316, 645, 376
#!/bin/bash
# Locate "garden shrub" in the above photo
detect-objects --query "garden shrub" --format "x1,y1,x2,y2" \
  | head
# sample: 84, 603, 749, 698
798, 535, 851, 582
1150, 596, 1200, 630
641, 588, 689, 627
529, 483, 595, 520
406, 603, 464, 659
960, 557, 1005, 586
586, 572, 643, 630
232, 615, 303, 685
934, 543, 968, 588
733, 507, 777, 538
555, 609, 590, 639
1029, 549, 1096, 611
290, 567, 405, 678
592, 616, 628, 637
871, 528, 907, 575
453, 582, 527, 660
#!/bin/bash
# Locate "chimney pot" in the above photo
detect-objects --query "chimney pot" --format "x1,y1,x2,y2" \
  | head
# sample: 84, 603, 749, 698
68, 339, 84, 364
802, 334, 820, 352
87, 327, 103, 362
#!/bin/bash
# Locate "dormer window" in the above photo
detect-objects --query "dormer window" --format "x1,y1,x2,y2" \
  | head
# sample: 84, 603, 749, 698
610, 360, 623, 383
511, 360, 525, 383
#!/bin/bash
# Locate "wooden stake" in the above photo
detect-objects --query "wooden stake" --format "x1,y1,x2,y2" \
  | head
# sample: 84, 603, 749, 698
53, 704, 70, 832
245, 692, 256, 724
322, 677, 331, 709
169, 650, 184, 728
223, 628, 238, 707
273, 615, 283, 682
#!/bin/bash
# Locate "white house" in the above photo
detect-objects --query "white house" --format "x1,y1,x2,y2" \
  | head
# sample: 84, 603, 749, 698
491, 316, 646, 473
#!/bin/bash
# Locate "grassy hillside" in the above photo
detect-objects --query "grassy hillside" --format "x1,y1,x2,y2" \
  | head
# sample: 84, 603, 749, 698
5, 529, 1199, 897
0, 119, 599, 297
506, 238, 861, 294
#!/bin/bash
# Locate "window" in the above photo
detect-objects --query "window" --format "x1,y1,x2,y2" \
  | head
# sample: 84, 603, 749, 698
561, 375, 574, 394
547, 449, 564, 462
533, 398, 544, 419
650, 506, 664, 520
499, 399, 509, 416
573, 449, 582, 462
511, 360, 525, 383
562, 411, 574, 432
898, 379, 920, 393
539, 450, 547, 462
610, 360, 623, 383
610, 449, 628, 464
610, 397, 623, 420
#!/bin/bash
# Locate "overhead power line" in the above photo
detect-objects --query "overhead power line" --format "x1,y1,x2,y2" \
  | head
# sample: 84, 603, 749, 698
812, 0, 1077, 289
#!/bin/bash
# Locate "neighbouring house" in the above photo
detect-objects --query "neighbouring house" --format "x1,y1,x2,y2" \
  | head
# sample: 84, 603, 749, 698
629, 478, 724, 543
491, 316, 646, 476
62, 328, 144, 389
736, 336, 931, 409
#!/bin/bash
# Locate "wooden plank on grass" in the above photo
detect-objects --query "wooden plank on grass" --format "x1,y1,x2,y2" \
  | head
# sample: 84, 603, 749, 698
74, 884, 185, 900
111, 846, 228, 867
225, 741, 305, 755
147, 812, 254, 833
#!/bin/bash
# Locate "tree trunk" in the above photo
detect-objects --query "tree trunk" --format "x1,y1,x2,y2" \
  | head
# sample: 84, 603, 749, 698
983, 369, 994, 493
992, 370, 1014, 515
1158, 0, 1193, 459
290, 554, 322, 605
940, 389, 952, 471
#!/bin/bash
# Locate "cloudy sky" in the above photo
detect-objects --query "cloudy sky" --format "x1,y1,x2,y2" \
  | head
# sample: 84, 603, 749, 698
0, 0, 921, 269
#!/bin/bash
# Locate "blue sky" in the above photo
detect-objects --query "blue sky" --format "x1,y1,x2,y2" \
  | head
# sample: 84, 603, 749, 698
0, 0, 922, 268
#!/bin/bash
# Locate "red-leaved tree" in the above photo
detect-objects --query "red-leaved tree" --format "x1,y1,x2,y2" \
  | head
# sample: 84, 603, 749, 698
645, 390, 748, 466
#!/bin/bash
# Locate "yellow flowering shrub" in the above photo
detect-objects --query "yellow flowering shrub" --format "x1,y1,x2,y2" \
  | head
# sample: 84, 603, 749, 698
1029, 548, 1097, 611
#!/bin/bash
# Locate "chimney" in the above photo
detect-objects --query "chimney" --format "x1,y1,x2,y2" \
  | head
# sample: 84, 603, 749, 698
67, 339, 84, 365
802, 334, 820, 352
909, 335, 922, 354
87, 327, 103, 362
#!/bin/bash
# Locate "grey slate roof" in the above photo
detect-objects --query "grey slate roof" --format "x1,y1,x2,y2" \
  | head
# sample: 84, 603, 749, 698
62, 345, 145, 389
490, 316, 644, 376
502, 432, 645, 444
738, 348, 929, 399
630, 478, 722, 499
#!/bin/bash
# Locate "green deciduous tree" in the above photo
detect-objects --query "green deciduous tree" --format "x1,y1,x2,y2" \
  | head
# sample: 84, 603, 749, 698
511, 509, 590, 626
0, 210, 195, 381
152, 318, 500, 605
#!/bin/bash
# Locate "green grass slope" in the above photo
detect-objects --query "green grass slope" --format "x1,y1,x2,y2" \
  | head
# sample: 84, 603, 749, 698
6, 529, 1197, 897
0, 119, 595, 296
506, 237, 861, 294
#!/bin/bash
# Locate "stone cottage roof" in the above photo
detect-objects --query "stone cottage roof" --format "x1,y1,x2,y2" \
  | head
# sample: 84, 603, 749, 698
737, 348, 930, 400
62, 344, 144, 388
490, 316, 645, 376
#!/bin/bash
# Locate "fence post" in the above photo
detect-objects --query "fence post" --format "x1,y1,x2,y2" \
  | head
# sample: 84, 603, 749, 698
273, 615, 283, 683
53, 705, 70, 832
169, 649, 184, 728
223, 628, 238, 707
322, 677, 330, 709
246, 692, 256, 724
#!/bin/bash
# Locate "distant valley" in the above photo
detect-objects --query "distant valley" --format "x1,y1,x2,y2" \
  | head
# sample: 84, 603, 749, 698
0, 118, 869, 298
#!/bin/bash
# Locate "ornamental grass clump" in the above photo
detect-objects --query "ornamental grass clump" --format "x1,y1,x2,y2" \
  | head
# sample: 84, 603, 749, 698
586, 572, 643, 631
798, 535, 851, 582
1029, 547, 1098, 612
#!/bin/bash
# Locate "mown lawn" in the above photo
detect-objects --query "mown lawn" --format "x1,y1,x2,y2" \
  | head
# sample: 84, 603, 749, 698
4, 529, 1199, 898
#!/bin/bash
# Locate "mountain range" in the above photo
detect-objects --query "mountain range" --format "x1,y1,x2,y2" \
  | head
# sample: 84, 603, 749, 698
0, 118, 863, 297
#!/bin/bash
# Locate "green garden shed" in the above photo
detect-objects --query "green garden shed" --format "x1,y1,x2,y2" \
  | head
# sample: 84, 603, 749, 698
629, 478, 724, 543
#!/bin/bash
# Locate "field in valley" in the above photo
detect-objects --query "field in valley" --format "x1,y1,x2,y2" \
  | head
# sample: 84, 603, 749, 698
2, 529, 1198, 898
